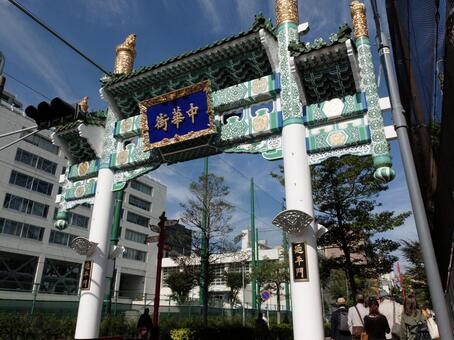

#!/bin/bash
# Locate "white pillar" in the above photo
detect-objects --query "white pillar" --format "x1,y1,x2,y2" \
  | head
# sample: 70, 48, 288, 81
282, 123, 324, 339
74, 167, 115, 339
32, 254, 45, 293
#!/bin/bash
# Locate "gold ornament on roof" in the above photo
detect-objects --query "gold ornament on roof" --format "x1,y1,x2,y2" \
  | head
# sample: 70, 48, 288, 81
114, 34, 136, 74
275, 0, 299, 26
350, 0, 368, 38
78, 96, 89, 113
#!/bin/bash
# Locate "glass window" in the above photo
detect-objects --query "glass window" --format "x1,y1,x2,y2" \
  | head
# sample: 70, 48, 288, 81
123, 247, 146, 262
128, 195, 151, 211
3, 193, 49, 218
0, 251, 38, 291
69, 212, 89, 229
126, 211, 149, 227
15, 148, 57, 175
0, 218, 44, 241
212, 264, 226, 286
39, 258, 81, 295
9, 170, 53, 196
49, 230, 76, 247
21, 132, 59, 155
125, 229, 147, 244
130, 180, 153, 196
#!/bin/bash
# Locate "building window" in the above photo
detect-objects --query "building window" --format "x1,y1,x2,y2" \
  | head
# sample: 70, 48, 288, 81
39, 258, 81, 295
128, 195, 151, 211
212, 264, 226, 286
49, 230, 77, 247
123, 247, 146, 262
21, 131, 59, 155
0, 251, 38, 291
52, 210, 89, 229
9, 170, 53, 196
15, 148, 57, 175
125, 229, 147, 244
126, 211, 149, 227
130, 180, 153, 196
0, 217, 44, 241
61, 166, 67, 175
3, 193, 49, 218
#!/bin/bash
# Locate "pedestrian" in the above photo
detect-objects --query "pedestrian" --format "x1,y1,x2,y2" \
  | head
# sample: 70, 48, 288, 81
364, 297, 391, 340
255, 312, 269, 340
400, 294, 429, 340
330, 297, 351, 340
348, 294, 369, 340
379, 292, 403, 339
137, 308, 153, 340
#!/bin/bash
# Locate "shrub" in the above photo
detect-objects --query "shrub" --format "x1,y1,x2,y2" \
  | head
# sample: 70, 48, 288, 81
269, 323, 293, 340
170, 328, 194, 340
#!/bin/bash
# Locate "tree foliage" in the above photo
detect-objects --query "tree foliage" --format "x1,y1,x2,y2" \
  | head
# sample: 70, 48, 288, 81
251, 255, 289, 323
164, 270, 196, 305
223, 271, 249, 308
179, 172, 234, 325
272, 156, 410, 298
400, 240, 431, 308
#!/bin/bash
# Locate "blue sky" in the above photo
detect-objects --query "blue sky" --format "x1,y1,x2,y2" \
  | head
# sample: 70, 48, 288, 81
0, 0, 417, 264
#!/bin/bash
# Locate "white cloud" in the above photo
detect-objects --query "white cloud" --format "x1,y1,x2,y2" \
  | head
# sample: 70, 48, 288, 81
0, 1, 76, 101
196, 0, 223, 33
234, 0, 262, 29
78, 0, 139, 27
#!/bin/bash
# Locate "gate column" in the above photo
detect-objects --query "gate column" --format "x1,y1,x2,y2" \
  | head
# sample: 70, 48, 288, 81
275, 0, 325, 339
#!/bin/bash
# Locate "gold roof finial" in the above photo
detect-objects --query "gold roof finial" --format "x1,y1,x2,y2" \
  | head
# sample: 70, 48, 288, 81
114, 34, 136, 75
275, 0, 299, 26
78, 96, 89, 113
350, 0, 368, 39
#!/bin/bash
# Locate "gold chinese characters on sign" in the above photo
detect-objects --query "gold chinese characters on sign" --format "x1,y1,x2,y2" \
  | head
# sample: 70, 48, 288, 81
292, 242, 309, 282
81, 260, 92, 290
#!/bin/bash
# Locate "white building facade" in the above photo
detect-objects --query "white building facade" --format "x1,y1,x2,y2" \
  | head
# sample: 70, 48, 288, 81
0, 94, 166, 309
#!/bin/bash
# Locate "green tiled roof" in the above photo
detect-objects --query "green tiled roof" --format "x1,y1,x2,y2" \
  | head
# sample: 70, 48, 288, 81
102, 14, 275, 118
54, 109, 107, 133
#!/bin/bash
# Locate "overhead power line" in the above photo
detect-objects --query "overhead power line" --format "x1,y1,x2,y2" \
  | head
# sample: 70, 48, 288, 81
4, 71, 51, 100
7, 0, 109, 75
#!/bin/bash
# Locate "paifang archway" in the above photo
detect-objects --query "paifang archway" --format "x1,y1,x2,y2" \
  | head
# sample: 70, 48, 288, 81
52, 1, 394, 339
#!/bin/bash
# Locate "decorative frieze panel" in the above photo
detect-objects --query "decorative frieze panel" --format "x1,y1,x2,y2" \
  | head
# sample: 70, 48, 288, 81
220, 100, 282, 144
68, 159, 99, 181
306, 117, 370, 154
303, 92, 366, 126
64, 178, 97, 201
212, 74, 281, 112
109, 138, 151, 170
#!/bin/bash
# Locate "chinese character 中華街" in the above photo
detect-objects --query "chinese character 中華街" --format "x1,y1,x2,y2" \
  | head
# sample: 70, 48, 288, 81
186, 103, 199, 124
155, 113, 169, 131
171, 106, 185, 129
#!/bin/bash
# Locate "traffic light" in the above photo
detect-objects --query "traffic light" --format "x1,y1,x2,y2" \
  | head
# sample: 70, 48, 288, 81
25, 97, 86, 130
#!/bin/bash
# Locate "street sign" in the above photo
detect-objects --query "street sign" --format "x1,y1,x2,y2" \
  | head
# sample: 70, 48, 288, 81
81, 260, 92, 290
149, 224, 160, 233
144, 235, 159, 244
260, 290, 271, 302
164, 219, 179, 227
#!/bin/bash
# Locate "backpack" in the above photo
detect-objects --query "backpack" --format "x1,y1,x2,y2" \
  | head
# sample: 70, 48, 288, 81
415, 321, 431, 340
338, 309, 349, 332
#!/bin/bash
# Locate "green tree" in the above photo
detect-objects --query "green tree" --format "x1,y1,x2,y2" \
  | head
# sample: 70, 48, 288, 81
223, 271, 249, 308
180, 172, 234, 325
400, 240, 431, 307
164, 270, 196, 305
272, 156, 410, 298
252, 255, 289, 323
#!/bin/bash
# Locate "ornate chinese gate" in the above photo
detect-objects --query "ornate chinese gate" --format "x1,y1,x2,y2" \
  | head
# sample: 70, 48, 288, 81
50, 1, 394, 339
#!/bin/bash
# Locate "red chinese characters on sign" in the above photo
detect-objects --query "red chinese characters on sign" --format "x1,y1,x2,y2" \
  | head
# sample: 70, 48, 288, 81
81, 260, 92, 290
292, 242, 309, 282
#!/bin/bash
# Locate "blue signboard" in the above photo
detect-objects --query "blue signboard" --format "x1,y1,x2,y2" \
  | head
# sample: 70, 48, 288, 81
140, 81, 215, 151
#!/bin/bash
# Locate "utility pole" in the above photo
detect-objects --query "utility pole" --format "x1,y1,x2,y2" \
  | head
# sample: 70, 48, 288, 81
152, 212, 168, 330
199, 157, 209, 325
369, 1, 453, 337
250, 178, 257, 311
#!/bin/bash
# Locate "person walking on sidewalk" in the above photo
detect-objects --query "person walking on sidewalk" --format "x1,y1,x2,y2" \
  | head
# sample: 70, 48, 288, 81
348, 294, 369, 340
330, 297, 351, 340
364, 298, 390, 340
